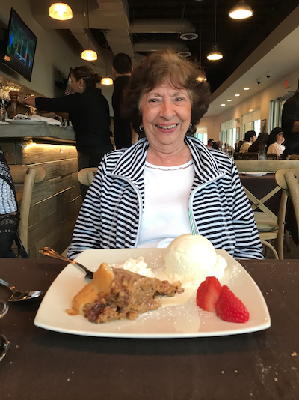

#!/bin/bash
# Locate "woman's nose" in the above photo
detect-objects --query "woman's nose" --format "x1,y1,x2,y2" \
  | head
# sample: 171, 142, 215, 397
159, 99, 175, 119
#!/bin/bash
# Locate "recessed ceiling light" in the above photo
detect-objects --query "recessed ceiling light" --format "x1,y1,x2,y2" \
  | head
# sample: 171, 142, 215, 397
235, 93, 240, 97
221, 104, 226, 106
180, 32, 198, 41
244, 87, 250, 90
227, 99, 232, 102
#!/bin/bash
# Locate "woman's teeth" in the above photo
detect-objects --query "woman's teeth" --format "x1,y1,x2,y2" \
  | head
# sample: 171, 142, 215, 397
157, 124, 177, 130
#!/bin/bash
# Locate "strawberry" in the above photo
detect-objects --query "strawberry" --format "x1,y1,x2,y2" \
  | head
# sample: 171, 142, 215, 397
215, 285, 249, 323
196, 276, 222, 312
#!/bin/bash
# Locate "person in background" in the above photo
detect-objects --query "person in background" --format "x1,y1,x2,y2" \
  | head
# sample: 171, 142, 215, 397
239, 130, 257, 153
248, 131, 269, 157
267, 127, 285, 158
207, 138, 214, 148
282, 90, 299, 158
67, 50, 263, 260
22, 66, 114, 197
112, 53, 135, 149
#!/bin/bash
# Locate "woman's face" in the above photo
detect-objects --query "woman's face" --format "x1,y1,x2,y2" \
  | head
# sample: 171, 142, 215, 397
277, 132, 284, 145
139, 83, 192, 149
69, 74, 84, 94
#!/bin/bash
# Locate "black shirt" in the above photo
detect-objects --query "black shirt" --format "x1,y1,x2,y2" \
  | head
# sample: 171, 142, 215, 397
282, 91, 299, 157
112, 75, 132, 149
35, 88, 113, 154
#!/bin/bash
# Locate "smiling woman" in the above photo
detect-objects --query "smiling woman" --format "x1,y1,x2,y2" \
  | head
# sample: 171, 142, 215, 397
67, 50, 263, 261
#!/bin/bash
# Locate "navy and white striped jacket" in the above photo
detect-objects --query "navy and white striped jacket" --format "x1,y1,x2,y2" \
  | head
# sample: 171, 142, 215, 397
68, 136, 263, 259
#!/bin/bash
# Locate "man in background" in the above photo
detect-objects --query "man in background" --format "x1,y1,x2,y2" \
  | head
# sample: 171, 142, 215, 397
112, 53, 133, 149
282, 90, 299, 158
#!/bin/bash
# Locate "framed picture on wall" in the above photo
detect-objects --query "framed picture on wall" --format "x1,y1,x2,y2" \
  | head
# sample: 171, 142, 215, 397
261, 119, 267, 133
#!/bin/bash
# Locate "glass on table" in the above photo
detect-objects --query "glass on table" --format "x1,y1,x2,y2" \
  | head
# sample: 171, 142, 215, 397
0, 300, 10, 362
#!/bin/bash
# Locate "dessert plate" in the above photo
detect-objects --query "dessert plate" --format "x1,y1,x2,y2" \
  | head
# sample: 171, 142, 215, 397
34, 249, 271, 338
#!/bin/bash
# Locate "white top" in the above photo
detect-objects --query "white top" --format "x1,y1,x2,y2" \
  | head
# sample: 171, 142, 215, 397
267, 142, 285, 157
137, 160, 194, 248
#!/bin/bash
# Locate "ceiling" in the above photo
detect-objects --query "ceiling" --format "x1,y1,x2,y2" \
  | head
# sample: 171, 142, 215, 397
30, 0, 299, 115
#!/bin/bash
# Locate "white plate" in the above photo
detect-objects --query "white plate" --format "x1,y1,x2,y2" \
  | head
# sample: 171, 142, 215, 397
242, 172, 268, 177
34, 249, 271, 339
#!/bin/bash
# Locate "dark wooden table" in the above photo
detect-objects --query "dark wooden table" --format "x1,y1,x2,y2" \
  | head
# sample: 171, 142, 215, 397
1, 258, 299, 400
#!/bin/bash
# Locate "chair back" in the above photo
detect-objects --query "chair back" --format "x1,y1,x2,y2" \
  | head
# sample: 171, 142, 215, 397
9, 165, 46, 252
78, 168, 97, 186
275, 168, 299, 238
266, 154, 278, 160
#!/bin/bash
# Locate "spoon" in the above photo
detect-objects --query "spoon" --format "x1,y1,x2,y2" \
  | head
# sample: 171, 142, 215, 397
39, 247, 94, 279
0, 278, 41, 302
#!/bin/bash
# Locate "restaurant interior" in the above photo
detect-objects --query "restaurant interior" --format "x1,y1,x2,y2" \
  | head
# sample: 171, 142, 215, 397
1, 1, 299, 398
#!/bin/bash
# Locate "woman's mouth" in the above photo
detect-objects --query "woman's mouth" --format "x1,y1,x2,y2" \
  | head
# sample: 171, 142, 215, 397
156, 123, 179, 132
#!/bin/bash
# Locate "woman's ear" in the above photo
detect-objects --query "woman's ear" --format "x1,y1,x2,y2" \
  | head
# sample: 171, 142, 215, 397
79, 78, 85, 88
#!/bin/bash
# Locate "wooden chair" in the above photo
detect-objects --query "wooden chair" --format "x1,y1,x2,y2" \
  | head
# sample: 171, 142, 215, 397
275, 168, 299, 257
266, 154, 278, 160
78, 167, 97, 187
241, 176, 284, 259
9, 165, 46, 252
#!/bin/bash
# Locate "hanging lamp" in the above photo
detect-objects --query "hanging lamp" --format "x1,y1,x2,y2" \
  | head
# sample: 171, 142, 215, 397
229, 0, 253, 20
207, 0, 223, 61
81, 0, 97, 62
101, 31, 113, 86
49, 3, 73, 20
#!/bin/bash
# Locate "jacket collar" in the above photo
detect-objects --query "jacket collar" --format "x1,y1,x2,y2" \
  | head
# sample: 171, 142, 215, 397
111, 136, 221, 185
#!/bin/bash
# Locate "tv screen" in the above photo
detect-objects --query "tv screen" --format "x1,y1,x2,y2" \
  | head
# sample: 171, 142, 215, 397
3, 8, 37, 82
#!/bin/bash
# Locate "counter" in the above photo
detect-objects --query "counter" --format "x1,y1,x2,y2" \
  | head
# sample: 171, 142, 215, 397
0, 123, 81, 257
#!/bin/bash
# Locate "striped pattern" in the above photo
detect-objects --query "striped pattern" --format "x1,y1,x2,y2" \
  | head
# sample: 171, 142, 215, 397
68, 137, 263, 260
0, 150, 17, 215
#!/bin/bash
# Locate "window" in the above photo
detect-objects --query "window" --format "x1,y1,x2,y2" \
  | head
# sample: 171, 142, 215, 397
242, 109, 260, 136
195, 126, 208, 144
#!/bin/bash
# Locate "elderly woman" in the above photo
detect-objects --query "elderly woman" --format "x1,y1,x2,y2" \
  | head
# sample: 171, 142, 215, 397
67, 51, 263, 260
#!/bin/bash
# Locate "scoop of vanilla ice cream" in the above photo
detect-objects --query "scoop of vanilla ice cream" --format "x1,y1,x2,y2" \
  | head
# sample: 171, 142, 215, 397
164, 234, 227, 284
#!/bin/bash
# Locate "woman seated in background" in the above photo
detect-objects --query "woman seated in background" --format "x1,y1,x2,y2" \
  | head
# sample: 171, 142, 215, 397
239, 130, 257, 153
67, 50, 263, 260
267, 127, 285, 158
248, 131, 269, 157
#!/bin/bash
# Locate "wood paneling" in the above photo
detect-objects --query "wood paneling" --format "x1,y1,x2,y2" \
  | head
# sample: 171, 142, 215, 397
1, 139, 82, 257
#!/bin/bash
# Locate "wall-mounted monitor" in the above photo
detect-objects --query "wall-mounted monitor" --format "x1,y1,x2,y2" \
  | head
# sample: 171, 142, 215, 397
3, 8, 37, 82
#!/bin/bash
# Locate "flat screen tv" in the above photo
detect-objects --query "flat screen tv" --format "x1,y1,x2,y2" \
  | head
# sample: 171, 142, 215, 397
3, 8, 37, 82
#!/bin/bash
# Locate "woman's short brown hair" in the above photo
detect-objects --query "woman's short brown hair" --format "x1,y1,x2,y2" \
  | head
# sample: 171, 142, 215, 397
122, 50, 210, 133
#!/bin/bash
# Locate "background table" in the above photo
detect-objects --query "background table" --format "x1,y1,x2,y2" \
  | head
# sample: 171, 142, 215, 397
1, 258, 299, 400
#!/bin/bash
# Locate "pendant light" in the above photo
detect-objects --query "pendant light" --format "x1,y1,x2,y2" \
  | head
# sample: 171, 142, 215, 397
49, 3, 73, 20
229, 1, 253, 20
81, 0, 97, 62
101, 31, 113, 86
207, 0, 223, 61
